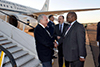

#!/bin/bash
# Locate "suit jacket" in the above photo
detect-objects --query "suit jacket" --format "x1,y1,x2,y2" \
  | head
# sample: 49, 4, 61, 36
63, 21, 87, 61
34, 24, 54, 62
46, 21, 55, 36
53, 23, 68, 42
97, 22, 100, 41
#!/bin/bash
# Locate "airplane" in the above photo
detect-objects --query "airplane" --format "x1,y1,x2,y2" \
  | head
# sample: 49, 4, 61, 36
0, 0, 100, 31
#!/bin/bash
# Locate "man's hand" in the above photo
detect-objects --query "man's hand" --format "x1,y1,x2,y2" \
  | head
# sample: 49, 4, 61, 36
79, 58, 85, 62
57, 36, 61, 40
53, 42, 58, 48
97, 41, 99, 46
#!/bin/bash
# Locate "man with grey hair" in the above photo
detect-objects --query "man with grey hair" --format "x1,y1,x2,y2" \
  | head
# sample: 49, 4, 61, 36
34, 14, 55, 67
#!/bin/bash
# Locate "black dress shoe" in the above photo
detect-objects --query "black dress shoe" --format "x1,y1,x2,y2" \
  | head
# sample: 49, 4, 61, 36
52, 56, 57, 59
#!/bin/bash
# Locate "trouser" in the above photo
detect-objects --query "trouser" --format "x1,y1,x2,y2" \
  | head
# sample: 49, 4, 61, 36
98, 41, 100, 67
98, 54, 100, 67
42, 61, 52, 67
58, 45, 69, 67
65, 60, 84, 67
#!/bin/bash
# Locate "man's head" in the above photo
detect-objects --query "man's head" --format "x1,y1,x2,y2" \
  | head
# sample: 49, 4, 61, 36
58, 15, 64, 24
48, 15, 54, 21
66, 12, 77, 23
38, 14, 48, 27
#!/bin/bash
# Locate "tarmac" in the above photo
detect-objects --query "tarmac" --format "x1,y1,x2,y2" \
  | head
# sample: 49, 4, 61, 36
86, 24, 99, 67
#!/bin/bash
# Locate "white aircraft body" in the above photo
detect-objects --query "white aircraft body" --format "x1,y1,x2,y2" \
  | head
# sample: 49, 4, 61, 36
0, 0, 100, 30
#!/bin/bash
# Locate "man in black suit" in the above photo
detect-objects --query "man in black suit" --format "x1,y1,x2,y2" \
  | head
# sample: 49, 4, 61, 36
97, 22, 100, 67
46, 15, 55, 36
57, 12, 87, 67
34, 14, 55, 67
54, 15, 69, 67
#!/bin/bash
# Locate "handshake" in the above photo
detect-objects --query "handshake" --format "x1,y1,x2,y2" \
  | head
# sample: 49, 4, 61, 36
53, 41, 58, 48
53, 36, 61, 48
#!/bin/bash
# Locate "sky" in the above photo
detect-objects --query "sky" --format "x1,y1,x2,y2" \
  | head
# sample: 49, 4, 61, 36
6, 0, 100, 23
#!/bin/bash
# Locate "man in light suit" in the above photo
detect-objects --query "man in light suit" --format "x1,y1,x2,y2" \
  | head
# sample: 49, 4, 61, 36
34, 14, 55, 67
54, 15, 69, 67
57, 12, 87, 67
97, 22, 100, 67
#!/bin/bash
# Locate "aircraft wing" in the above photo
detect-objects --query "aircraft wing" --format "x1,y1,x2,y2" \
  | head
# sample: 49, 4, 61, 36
30, 8, 100, 16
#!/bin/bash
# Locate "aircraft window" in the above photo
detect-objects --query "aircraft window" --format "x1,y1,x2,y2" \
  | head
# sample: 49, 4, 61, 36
0, 4, 2, 6
11, 6, 12, 8
7, 5, 8, 7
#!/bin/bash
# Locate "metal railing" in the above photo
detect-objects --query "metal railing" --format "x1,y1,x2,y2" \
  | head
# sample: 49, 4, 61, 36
0, 44, 17, 67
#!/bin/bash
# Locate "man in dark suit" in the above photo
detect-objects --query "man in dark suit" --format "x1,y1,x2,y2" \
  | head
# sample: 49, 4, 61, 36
54, 15, 69, 67
58, 12, 87, 67
34, 14, 54, 67
97, 22, 100, 67
46, 15, 55, 36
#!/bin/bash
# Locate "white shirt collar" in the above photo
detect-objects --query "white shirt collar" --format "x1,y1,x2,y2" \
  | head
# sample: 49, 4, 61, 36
71, 20, 76, 26
39, 23, 45, 28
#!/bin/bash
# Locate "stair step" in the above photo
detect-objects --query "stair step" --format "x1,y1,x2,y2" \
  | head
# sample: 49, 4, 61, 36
4, 55, 35, 67
4, 50, 28, 64
0, 37, 7, 41
7, 46, 22, 54
17, 55, 35, 67
38, 65, 42, 67
0, 40, 12, 45
22, 59, 41, 67
2, 43, 17, 49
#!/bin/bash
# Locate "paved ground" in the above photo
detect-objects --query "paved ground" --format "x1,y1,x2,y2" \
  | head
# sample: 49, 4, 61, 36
86, 24, 99, 67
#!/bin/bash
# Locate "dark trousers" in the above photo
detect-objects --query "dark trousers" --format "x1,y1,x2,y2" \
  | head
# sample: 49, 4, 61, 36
98, 41, 100, 67
42, 61, 52, 67
98, 54, 100, 67
58, 45, 69, 67
65, 60, 84, 67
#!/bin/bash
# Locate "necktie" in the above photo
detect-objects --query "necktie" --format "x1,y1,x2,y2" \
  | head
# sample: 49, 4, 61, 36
64, 24, 71, 37
60, 24, 62, 33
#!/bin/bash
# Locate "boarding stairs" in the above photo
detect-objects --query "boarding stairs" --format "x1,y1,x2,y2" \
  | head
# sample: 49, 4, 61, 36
0, 19, 42, 67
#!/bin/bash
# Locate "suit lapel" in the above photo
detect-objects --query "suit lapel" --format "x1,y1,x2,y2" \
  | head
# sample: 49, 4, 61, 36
56, 24, 61, 34
65, 21, 78, 37
63, 23, 68, 34
38, 24, 51, 38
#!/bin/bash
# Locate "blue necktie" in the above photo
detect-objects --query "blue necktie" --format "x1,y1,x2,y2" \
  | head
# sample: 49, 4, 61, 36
60, 24, 62, 33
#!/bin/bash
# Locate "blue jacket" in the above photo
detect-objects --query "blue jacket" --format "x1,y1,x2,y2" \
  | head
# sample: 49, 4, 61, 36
46, 21, 55, 36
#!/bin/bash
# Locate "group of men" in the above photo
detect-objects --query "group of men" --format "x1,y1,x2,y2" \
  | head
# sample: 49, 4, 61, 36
34, 12, 87, 67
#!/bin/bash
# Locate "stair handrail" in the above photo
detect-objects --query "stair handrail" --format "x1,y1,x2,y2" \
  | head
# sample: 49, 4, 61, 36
0, 44, 17, 67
